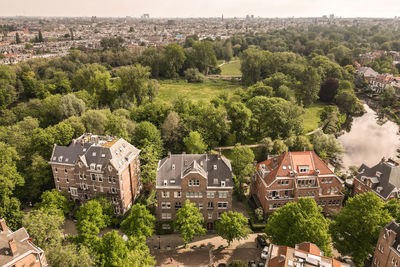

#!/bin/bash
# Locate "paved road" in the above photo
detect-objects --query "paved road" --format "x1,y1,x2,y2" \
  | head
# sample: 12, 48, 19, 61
147, 233, 263, 266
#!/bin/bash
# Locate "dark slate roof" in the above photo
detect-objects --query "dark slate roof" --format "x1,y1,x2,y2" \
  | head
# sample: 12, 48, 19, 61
357, 159, 400, 199
384, 220, 400, 252
49, 134, 140, 171
156, 154, 233, 188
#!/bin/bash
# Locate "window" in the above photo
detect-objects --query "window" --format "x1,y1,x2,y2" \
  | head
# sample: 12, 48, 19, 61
186, 192, 202, 198
79, 173, 83, 179
213, 178, 218, 184
111, 187, 117, 194
101, 154, 105, 158
208, 201, 214, 208
56, 176, 59, 182
108, 165, 112, 172
66, 178, 69, 183
218, 191, 228, 198
78, 162, 82, 167
189, 179, 200, 186
278, 180, 289, 185
161, 213, 172, 219
162, 224, 171, 230
207, 191, 216, 198
208, 212, 213, 219
162, 191, 170, 198
221, 181, 226, 187
175, 202, 182, 209
100, 186, 104, 192
163, 180, 167, 186
218, 212, 223, 219
217, 202, 228, 209
91, 174, 96, 181
112, 197, 118, 203
98, 175, 103, 182
83, 174, 86, 180
64, 168, 68, 173
96, 165, 102, 171
70, 187, 78, 196
161, 202, 171, 209
92, 152, 96, 157
54, 167, 58, 173
57, 186, 61, 191
93, 185, 97, 191
82, 183, 88, 190
108, 176, 112, 183
199, 203, 203, 209
90, 163, 96, 170
214, 165, 217, 170
174, 191, 182, 198
299, 166, 309, 173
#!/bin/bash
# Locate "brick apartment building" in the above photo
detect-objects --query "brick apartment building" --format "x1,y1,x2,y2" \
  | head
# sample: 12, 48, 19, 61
372, 220, 400, 267
353, 158, 400, 201
155, 152, 233, 230
251, 151, 344, 214
0, 218, 47, 267
265, 242, 349, 267
49, 134, 141, 215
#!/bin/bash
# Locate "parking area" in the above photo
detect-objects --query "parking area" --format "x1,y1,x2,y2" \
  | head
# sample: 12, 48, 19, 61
147, 233, 265, 266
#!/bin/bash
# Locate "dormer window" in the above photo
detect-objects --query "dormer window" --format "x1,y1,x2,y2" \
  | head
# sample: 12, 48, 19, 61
92, 152, 96, 157
170, 179, 175, 184
172, 164, 175, 170
200, 161, 203, 166
96, 164, 102, 171
101, 154, 105, 158
108, 165, 112, 172
90, 163, 96, 170
376, 171, 382, 177
54, 167, 58, 173
163, 180, 168, 186
214, 165, 217, 170
58, 156, 63, 162
214, 178, 218, 184
83, 148, 87, 152
65, 158, 69, 162
221, 181, 226, 187
299, 166, 309, 173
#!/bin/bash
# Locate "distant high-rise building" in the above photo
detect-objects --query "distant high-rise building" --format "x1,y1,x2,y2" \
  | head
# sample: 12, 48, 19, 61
91, 16, 96, 23
222, 14, 224, 21
141, 14, 150, 19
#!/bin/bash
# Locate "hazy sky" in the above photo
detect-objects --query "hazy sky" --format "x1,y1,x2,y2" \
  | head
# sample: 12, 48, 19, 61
1, 0, 399, 18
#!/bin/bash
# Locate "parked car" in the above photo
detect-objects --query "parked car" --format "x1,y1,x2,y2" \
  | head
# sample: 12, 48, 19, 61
248, 260, 257, 267
256, 234, 268, 247
258, 263, 265, 267
261, 246, 269, 260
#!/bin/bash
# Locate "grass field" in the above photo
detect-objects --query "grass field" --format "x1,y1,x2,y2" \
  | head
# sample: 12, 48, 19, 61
220, 60, 241, 76
302, 102, 329, 133
158, 79, 243, 103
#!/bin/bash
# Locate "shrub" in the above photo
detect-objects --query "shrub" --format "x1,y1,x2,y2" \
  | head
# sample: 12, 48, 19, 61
184, 68, 204, 83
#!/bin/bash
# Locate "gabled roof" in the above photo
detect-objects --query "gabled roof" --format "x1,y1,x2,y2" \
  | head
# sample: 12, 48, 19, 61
257, 151, 335, 185
357, 159, 400, 199
156, 153, 233, 188
49, 134, 140, 172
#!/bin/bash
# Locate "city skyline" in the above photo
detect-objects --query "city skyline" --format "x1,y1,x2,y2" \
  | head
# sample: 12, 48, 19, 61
1, 0, 399, 18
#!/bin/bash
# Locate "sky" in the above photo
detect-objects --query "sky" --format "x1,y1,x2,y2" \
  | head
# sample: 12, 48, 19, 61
1, 0, 400, 18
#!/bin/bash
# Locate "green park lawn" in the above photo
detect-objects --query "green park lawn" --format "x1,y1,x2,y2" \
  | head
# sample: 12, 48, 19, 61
158, 79, 242, 103
302, 102, 329, 133
220, 60, 241, 76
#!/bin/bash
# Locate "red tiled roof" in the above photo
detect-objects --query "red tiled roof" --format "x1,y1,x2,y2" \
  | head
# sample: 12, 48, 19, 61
297, 242, 321, 255
256, 151, 334, 184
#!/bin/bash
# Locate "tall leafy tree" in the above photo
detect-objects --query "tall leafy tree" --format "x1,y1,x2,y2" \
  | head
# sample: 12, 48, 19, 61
46, 243, 95, 267
216, 211, 252, 247
265, 198, 332, 256
76, 200, 111, 236
35, 189, 72, 216
296, 66, 321, 107
175, 200, 206, 247
330, 192, 392, 267
162, 43, 186, 78
231, 144, 255, 191
120, 204, 155, 237
227, 102, 252, 142
183, 131, 207, 154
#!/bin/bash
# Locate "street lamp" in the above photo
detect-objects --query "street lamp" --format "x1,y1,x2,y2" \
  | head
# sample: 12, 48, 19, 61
158, 235, 161, 249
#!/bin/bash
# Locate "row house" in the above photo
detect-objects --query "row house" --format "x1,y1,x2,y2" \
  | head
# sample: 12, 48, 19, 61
49, 134, 141, 215
155, 152, 233, 230
354, 158, 400, 201
265, 241, 349, 267
372, 220, 400, 267
0, 218, 47, 267
251, 151, 344, 214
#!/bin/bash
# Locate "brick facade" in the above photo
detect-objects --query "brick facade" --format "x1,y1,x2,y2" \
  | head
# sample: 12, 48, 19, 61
155, 153, 233, 230
49, 134, 141, 215
251, 151, 344, 214
372, 221, 400, 267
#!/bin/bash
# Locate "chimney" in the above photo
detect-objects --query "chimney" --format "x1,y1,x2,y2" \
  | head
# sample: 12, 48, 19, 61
72, 139, 76, 145
167, 151, 171, 158
0, 218, 7, 232
9, 239, 17, 256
